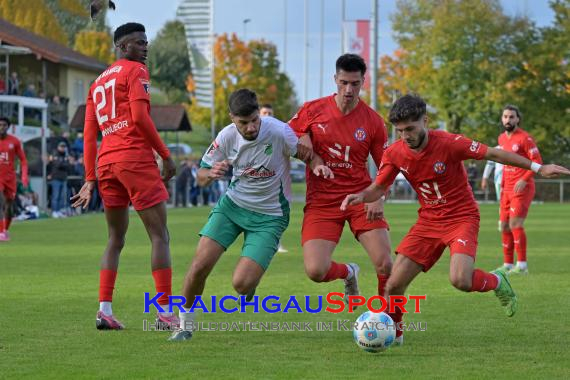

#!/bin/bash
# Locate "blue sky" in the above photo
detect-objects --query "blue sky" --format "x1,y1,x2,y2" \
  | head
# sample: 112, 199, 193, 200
107, 0, 555, 103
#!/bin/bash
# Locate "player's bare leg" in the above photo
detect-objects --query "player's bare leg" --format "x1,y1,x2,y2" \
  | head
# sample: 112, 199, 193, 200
385, 254, 423, 345
232, 257, 264, 303
358, 228, 392, 298
508, 216, 528, 274
170, 236, 224, 341
96, 207, 129, 330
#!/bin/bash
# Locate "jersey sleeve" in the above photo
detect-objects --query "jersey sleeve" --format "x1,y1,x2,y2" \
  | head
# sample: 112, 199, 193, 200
288, 103, 311, 137
522, 135, 542, 181
370, 116, 388, 167
14, 139, 28, 183
446, 134, 488, 161
482, 160, 495, 179
128, 65, 151, 103
281, 122, 299, 157
200, 132, 227, 169
374, 149, 400, 188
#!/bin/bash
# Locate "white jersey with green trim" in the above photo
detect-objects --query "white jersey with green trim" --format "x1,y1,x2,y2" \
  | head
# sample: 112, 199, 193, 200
200, 116, 298, 216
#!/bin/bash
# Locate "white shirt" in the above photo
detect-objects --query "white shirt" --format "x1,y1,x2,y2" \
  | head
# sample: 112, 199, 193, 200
201, 116, 298, 216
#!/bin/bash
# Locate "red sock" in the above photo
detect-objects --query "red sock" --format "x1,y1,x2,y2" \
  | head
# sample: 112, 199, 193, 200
321, 261, 348, 282
501, 231, 514, 264
99, 269, 118, 302
152, 267, 172, 307
511, 227, 527, 262
388, 308, 403, 338
377, 273, 389, 298
5, 217, 12, 231
0, 219, 4, 233
470, 269, 499, 292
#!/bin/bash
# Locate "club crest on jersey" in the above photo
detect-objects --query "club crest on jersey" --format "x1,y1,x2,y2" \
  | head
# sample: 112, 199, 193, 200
206, 141, 219, 156
433, 161, 446, 174
354, 128, 367, 141
512, 144, 519, 152
264, 143, 273, 155
139, 78, 150, 94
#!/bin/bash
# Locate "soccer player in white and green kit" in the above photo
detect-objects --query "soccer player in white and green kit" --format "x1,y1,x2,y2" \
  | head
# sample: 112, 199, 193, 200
170, 89, 331, 341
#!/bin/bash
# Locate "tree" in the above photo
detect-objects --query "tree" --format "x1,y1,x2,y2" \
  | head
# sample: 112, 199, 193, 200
74, 29, 114, 64
147, 21, 192, 104
187, 33, 297, 133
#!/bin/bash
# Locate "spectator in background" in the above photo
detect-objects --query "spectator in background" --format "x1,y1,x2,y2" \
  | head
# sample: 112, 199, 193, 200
23, 84, 37, 98
49, 95, 67, 126
467, 161, 479, 193
175, 158, 194, 207
48, 141, 71, 218
72, 132, 85, 157
58, 131, 72, 152
8, 72, 19, 95
0, 75, 6, 94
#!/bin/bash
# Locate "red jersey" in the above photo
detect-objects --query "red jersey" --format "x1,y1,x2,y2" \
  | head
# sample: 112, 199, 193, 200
85, 59, 156, 167
498, 128, 542, 191
289, 95, 387, 207
0, 134, 27, 178
375, 130, 488, 222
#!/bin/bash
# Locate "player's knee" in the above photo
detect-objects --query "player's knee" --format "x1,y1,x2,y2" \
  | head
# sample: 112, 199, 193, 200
108, 236, 125, 251
232, 277, 254, 295
450, 275, 471, 292
305, 265, 327, 282
188, 260, 210, 281
374, 260, 392, 276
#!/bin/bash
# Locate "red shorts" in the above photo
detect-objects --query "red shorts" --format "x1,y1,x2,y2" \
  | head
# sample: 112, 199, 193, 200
500, 183, 535, 221
301, 204, 389, 245
396, 218, 479, 272
0, 174, 16, 200
97, 161, 168, 211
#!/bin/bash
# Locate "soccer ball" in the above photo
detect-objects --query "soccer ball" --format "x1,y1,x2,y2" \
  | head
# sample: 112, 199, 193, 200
353, 311, 396, 353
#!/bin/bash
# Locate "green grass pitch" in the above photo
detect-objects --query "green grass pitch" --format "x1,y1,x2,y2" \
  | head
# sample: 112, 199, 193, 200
1, 202, 569, 379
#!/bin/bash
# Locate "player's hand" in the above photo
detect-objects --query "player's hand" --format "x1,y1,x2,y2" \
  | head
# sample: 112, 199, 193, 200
208, 160, 229, 180
296, 134, 314, 161
514, 179, 527, 193
538, 164, 570, 178
312, 165, 334, 179
162, 156, 176, 181
70, 180, 96, 209
340, 193, 364, 211
364, 198, 384, 221
481, 178, 488, 190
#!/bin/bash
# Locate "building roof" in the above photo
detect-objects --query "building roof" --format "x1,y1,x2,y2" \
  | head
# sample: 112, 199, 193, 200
70, 104, 193, 132
0, 18, 108, 72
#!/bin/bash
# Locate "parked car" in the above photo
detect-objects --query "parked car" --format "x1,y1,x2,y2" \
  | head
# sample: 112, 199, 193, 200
167, 143, 192, 157
290, 160, 306, 183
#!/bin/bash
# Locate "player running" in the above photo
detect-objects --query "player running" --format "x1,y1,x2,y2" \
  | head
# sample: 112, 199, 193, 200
169, 89, 329, 341
71, 22, 178, 330
289, 53, 392, 305
342, 94, 570, 345
0, 117, 29, 242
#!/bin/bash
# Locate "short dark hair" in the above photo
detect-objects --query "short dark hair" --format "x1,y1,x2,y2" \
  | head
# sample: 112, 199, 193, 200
0, 116, 11, 125
260, 103, 273, 109
114, 22, 145, 45
229, 89, 259, 117
503, 104, 522, 120
336, 54, 366, 76
389, 94, 427, 124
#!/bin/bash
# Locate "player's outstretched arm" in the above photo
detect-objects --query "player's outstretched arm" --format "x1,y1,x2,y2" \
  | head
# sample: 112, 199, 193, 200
340, 182, 388, 211
485, 147, 570, 178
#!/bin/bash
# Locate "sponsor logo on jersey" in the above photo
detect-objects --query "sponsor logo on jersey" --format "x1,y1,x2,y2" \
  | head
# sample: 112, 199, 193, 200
469, 141, 481, 153
433, 161, 446, 174
354, 128, 367, 141
242, 165, 276, 179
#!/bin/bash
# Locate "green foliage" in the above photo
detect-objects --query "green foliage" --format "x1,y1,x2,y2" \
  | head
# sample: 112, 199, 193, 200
381, 0, 570, 163
147, 21, 192, 104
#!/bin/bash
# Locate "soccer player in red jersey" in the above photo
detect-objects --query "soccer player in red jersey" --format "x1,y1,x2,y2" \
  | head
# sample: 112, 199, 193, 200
71, 23, 178, 330
0, 117, 28, 242
342, 94, 570, 345
496, 105, 542, 274
289, 54, 392, 304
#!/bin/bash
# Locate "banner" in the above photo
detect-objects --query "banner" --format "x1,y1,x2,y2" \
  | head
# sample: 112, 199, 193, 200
177, 0, 214, 107
343, 20, 370, 91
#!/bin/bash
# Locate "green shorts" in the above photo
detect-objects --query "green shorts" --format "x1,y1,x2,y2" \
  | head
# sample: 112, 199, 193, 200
199, 196, 290, 270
